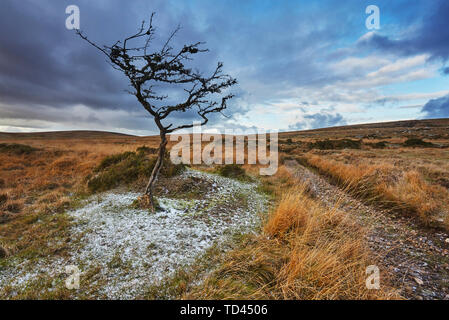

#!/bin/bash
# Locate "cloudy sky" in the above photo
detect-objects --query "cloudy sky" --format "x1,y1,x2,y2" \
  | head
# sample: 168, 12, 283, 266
1, 0, 449, 135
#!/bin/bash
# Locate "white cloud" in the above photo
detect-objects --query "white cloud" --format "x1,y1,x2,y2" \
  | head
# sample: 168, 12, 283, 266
367, 54, 429, 77
380, 90, 449, 102
357, 31, 376, 42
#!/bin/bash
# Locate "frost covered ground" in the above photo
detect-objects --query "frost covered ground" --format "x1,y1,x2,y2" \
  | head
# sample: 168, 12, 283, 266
0, 169, 268, 299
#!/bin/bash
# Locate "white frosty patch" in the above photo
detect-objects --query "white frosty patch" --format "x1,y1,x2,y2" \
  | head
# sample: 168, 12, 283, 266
0, 169, 268, 299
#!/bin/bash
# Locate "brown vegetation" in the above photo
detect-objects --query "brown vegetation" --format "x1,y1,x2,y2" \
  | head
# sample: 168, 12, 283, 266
1, 118, 448, 299
182, 168, 398, 299
0, 134, 162, 258
298, 152, 449, 230
276, 119, 449, 230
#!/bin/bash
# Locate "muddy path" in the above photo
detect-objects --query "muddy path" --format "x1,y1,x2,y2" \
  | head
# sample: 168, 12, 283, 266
284, 160, 449, 300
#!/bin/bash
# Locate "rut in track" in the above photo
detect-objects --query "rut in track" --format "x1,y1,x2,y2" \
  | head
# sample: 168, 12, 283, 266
284, 160, 449, 300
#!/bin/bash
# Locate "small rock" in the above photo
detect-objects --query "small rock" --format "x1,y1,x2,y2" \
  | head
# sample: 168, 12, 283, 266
445, 238, 449, 244
414, 277, 424, 285
0, 245, 9, 258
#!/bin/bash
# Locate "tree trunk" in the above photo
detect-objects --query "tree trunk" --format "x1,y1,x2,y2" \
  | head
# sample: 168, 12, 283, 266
143, 133, 167, 211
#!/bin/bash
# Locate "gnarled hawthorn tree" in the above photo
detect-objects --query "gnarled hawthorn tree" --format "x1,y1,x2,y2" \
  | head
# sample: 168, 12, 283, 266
77, 13, 237, 210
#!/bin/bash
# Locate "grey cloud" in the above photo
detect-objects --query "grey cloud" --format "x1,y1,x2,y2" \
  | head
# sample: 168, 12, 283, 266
288, 112, 347, 130
359, 1, 449, 62
0, 0, 440, 134
421, 94, 449, 119
0, 0, 243, 133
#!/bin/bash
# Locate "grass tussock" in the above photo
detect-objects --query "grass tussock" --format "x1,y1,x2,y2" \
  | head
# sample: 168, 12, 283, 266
184, 171, 398, 300
216, 164, 247, 180
0, 137, 163, 263
0, 143, 38, 155
87, 148, 184, 193
402, 138, 434, 148
94, 151, 137, 173
308, 139, 361, 150
255, 165, 296, 198
365, 141, 388, 149
303, 154, 449, 229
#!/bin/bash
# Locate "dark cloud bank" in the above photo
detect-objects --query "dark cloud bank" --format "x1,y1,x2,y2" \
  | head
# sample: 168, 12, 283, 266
0, 0, 366, 133
1, 0, 449, 133
359, 1, 449, 119
421, 94, 449, 119
360, 1, 449, 61
289, 112, 346, 131
0, 0, 244, 133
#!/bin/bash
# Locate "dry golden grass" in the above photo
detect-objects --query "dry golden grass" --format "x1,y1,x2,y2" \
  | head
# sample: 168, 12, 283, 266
302, 153, 449, 229
185, 169, 399, 300
3, 121, 445, 299
0, 135, 162, 259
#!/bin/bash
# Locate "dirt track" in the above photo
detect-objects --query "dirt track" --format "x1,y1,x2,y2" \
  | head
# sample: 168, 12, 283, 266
285, 160, 449, 300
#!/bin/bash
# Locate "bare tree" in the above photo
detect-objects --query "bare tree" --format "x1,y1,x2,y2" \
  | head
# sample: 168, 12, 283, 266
77, 13, 237, 210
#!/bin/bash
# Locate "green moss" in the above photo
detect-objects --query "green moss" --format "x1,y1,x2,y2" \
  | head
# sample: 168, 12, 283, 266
308, 139, 361, 150
107, 252, 124, 269
216, 164, 247, 180
403, 138, 435, 148
136, 145, 158, 154
94, 151, 136, 172
365, 141, 388, 149
0, 143, 38, 155
141, 243, 225, 299
88, 148, 185, 193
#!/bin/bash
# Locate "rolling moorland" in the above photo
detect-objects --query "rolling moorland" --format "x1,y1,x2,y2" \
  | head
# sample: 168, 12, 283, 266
0, 118, 448, 299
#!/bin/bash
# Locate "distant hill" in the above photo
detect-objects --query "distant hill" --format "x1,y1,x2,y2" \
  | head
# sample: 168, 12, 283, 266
288, 118, 449, 133
1, 118, 448, 141
0, 130, 135, 140
280, 118, 449, 140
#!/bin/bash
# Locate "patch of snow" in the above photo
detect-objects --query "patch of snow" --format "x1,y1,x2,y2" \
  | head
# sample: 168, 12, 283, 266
0, 169, 268, 299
